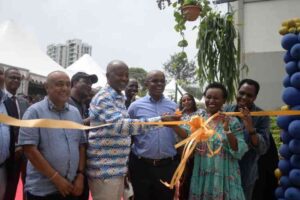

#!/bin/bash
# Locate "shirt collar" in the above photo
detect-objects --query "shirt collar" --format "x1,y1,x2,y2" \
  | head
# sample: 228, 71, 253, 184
146, 94, 165, 103
46, 96, 69, 112
4, 89, 14, 98
106, 85, 125, 100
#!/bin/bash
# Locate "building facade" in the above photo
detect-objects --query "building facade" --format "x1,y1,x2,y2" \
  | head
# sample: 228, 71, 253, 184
229, 0, 300, 109
47, 39, 92, 68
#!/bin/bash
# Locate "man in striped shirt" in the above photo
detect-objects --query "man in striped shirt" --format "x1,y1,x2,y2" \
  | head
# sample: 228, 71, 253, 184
87, 60, 181, 200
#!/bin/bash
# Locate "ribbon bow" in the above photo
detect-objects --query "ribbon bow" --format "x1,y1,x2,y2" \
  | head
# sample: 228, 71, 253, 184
161, 113, 221, 189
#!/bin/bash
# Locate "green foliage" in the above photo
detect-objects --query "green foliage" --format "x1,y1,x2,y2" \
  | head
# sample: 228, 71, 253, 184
163, 52, 197, 84
128, 67, 147, 95
182, 85, 203, 99
270, 116, 282, 150
173, 0, 211, 51
196, 12, 244, 102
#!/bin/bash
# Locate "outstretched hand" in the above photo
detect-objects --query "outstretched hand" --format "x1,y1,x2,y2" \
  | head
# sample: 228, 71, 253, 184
161, 113, 182, 122
218, 112, 230, 131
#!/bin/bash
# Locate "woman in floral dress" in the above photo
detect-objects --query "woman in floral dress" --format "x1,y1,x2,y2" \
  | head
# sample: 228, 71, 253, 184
189, 83, 248, 200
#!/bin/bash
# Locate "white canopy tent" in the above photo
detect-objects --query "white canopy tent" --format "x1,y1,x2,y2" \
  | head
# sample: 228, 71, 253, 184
0, 20, 66, 95
0, 20, 65, 78
164, 79, 204, 105
66, 54, 107, 88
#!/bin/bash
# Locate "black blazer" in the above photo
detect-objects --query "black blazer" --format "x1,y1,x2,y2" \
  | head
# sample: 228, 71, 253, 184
4, 98, 19, 165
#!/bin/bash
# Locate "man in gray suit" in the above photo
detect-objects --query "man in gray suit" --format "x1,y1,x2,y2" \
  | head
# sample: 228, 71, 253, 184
4, 67, 29, 200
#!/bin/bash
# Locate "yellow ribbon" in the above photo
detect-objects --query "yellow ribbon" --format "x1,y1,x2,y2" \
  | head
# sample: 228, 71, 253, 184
0, 110, 299, 130
161, 110, 300, 189
0, 110, 300, 190
0, 114, 111, 130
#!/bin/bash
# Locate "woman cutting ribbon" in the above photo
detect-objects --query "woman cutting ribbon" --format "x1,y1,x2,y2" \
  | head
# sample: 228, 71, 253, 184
189, 82, 248, 200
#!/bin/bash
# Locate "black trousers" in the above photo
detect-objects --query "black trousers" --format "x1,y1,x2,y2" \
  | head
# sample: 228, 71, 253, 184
129, 153, 178, 200
27, 192, 78, 200
4, 156, 26, 200
252, 134, 279, 200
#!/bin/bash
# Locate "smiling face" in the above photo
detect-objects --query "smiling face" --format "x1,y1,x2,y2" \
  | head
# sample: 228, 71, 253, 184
204, 88, 226, 114
125, 80, 139, 99
145, 71, 166, 100
106, 61, 129, 93
181, 94, 194, 112
45, 71, 71, 108
236, 83, 257, 109
5, 69, 22, 94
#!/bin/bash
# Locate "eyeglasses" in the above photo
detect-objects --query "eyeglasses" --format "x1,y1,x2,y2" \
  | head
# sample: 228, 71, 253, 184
8, 76, 22, 81
238, 91, 255, 98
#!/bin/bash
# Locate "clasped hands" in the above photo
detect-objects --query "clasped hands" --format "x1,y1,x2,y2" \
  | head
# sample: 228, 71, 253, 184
51, 172, 84, 197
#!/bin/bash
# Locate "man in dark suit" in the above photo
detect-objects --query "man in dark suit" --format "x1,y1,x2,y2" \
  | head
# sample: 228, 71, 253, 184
4, 67, 29, 200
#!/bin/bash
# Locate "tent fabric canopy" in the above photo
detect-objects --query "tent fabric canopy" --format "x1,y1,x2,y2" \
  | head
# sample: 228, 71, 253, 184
66, 54, 107, 88
0, 20, 65, 77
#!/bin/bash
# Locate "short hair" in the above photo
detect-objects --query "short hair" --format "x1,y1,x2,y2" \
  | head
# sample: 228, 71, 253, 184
203, 82, 228, 100
179, 93, 198, 112
4, 67, 20, 76
238, 79, 260, 96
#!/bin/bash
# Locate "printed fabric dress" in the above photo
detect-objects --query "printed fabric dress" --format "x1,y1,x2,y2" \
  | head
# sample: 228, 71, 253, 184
189, 110, 248, 200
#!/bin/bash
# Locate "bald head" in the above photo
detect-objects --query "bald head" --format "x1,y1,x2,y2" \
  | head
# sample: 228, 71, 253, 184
46, 71, 69, 84
145, 70, 166, 100
106, 60, 129, 93
45, 71, 71, 109
106, 60, 128, 74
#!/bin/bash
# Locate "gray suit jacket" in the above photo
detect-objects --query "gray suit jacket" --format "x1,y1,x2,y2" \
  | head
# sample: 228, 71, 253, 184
16, 96, 29, 118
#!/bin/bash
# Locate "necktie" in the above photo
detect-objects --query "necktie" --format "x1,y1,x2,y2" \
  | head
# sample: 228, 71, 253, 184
11, 96, 19, 118
11, 96, 20, 143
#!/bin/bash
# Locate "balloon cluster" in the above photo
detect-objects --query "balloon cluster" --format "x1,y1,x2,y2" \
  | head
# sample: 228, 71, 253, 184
275, 19, 300, 200
279, 18, 300, 35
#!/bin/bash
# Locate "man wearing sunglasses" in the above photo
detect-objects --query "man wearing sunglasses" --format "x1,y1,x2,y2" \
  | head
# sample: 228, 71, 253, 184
225, 78, 277, 200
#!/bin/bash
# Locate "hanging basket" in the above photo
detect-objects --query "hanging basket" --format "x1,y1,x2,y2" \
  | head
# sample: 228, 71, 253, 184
181, 5, 201, 21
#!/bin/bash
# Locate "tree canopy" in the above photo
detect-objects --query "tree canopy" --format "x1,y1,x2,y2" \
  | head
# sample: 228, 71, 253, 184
163, 52, 197, 85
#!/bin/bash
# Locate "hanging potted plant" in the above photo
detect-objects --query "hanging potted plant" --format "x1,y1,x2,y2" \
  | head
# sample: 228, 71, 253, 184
181, 0, 202, 21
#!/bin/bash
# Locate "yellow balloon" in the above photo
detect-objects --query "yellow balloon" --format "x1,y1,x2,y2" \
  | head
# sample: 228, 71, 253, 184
279, 26, 288, 35
274, 168, 282, 179
281, 105, 289, 111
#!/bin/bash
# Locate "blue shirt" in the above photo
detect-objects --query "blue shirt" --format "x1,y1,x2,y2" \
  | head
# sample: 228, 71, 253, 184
87, 86, 161, 179
0, 90, 10, 164
224, 104, 269, 189
18, 97, 86, 196
128, 95, 178, 159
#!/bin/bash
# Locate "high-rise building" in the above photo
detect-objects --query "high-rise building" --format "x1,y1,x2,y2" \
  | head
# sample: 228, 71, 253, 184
47, 39, 92, 68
